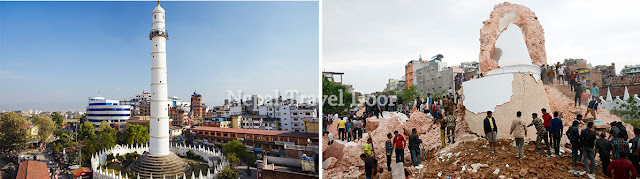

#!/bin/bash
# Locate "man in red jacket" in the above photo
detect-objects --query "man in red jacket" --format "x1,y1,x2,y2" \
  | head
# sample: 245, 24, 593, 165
541, 108, 553, 152
607, 152, 638, 179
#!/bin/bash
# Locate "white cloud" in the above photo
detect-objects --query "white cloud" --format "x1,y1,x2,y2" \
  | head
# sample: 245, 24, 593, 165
323, 0, 640, 93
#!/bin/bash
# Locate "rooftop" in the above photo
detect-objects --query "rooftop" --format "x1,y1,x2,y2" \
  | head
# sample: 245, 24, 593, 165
193, 126, 318, 139
16, 160, 49, 179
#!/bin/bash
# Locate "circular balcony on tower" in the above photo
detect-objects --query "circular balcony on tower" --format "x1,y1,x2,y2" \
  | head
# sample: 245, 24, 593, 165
149, 29, 169, 40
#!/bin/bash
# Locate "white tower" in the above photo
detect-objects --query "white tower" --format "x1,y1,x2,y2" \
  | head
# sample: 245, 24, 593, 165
149, 2, 170, 156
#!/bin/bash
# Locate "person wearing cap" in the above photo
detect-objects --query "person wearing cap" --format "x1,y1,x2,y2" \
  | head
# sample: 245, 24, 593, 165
528, 113, 550, 154
483, 111, 498, 153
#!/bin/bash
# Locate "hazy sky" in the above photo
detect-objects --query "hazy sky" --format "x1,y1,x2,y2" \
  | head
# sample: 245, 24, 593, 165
323, 0, 640, 94
0, 1, 319, 111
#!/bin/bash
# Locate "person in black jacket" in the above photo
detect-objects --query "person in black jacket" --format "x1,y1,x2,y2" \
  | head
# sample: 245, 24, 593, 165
566, 120, 581, 165
483, 111, 498, 153
408, 128, 422, 166
581, 122, 597, 174
596, 132, 612, 175
575, 83, 583, 106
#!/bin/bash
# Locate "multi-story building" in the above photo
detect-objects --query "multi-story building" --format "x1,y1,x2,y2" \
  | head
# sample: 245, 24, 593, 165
169, 104, 191, 126
322, 71, 344, 84
575, 68, 604, 87
404, 55, 430, 88
86, 97, 131, 126
120, 92, 151, 116
563, 58, 589, 72
622, 64, 640, 76
192, 126, 318, 155
414, 60, 453, 97
601, 75, 640, 98
191, 92, 203, 118
595, 63, 617, 85
238, 115, 279, 130
223, 101, 242, 117
258, 103, 317, 132
303, 117, 319, 134
203, 117, 232, 128
384, 79, 404, 92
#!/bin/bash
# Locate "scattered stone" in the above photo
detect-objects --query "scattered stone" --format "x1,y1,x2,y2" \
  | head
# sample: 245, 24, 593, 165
493, 168, 501, 175
519, 168, 528, 177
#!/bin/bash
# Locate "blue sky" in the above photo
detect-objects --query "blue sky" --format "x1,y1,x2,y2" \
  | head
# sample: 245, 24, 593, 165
0, 1, 319, 111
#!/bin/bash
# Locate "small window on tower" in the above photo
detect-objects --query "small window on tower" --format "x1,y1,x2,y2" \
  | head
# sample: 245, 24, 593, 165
154, 15, 156, 19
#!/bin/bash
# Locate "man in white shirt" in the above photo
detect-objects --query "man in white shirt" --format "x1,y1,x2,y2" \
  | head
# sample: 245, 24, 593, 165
558, 66, 565, 84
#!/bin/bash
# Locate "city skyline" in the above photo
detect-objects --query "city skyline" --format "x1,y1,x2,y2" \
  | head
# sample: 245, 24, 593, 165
323, 0, 640, 94
0, 1, 320, 111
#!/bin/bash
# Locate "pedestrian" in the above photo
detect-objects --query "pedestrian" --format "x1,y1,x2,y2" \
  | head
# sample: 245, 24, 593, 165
584, 98, 600, 120
548, 66, 555, 84
484, 111, 498, 153
397, 97, 403, 113
337, 117, 346, 141
591, 83, 599, 99
570, 72, 577, 91
581, 122, 597, 174
558, 65, 565, 84
446, 111, 456, 143
361, 154, 378, 179
607, 152, 638, 179
550, 111, 564, 156
408, 128, 422, 166
444, 96, 454, 115
610, 122, 621, 140
346, 120, 353, 142
415, 97, 422, 113
542, 108, 553, 152
426, 93, 433, 111
419, 101, 425, 113
629, 128, 640, 174
612, 132, 630, 160
510, 111, 527, 158
541, 64, 547, 84
385, 133, 393, 171
618, 122, 629, 141
392, 131, 406, 163
354, 119, 363, 140
447, 87, 454, 98
364, 138, 374, 157
528, 113, 550, 154
437, 111, 446, 148
327, 132, 334, 145
575, 83, 584, 106
596, 132, 612, 175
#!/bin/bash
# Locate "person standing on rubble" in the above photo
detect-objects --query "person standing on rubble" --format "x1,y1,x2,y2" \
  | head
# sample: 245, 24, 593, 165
575, 83, 584, 106
446, 111, 457, 144
570, 71, 577, 92
548, 65, 555, 84
527, 113, 550, 154
612, 132, 630, 160
361, 153, 378, 179
327, 132, 334, 145
353, 118, 363, 141
584, 98, 600, 121
596, 132, 612, 175
337, 117, 346, 141
346, 120, 353, 142
541, 64, 547, 84
542, 108, 553, 152
426, 93, 433, 111
610, 122, 621, 140
484, 111, 498, 153
618, 122, 629, 141
628, 128, 640, 174
444, 96, 454, 115
510, 111, 528, 158
408, 128, 422, 166
550, 111, 564, 156
607, 152, 638, 179
415, 97, 422, 113
439, 113, 446, 148
385, 133, 394, 171
392, 131, 406, 164
364, 138, 374, 157
581, 122, 597, 174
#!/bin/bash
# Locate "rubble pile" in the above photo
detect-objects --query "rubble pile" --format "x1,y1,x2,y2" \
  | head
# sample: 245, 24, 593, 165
410, 138, 606, 178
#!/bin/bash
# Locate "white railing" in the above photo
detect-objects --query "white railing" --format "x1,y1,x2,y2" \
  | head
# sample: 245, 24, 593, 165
91, 143, 229, 179
599, 87, 640, 111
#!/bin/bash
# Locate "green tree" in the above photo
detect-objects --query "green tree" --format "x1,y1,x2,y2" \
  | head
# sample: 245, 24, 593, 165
222, 140, 256, 166
123, 124, 149, 145
81, 135, 97, 165
31, 115, 55, 143
97, 121, 117, 151
397, 86, 418, 103
51, 112, 64, 127
218, 166, 239, 179
78, 121, 95, 141
0, 112, 30, 152
322, 76, 354, 115
225, 153, 240, 167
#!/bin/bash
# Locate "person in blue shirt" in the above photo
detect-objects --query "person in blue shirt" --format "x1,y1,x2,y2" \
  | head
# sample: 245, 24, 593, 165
549, 111, 564, 156
590, 83, 599, 100
584, 98, 600, 121
346, 121, 353, 142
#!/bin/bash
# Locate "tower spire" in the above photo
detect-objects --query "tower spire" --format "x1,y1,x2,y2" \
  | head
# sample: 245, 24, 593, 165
158, 1, 160, 5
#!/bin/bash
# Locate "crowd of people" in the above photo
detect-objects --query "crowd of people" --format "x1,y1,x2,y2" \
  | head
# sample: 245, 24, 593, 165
481, 107, 639, 178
